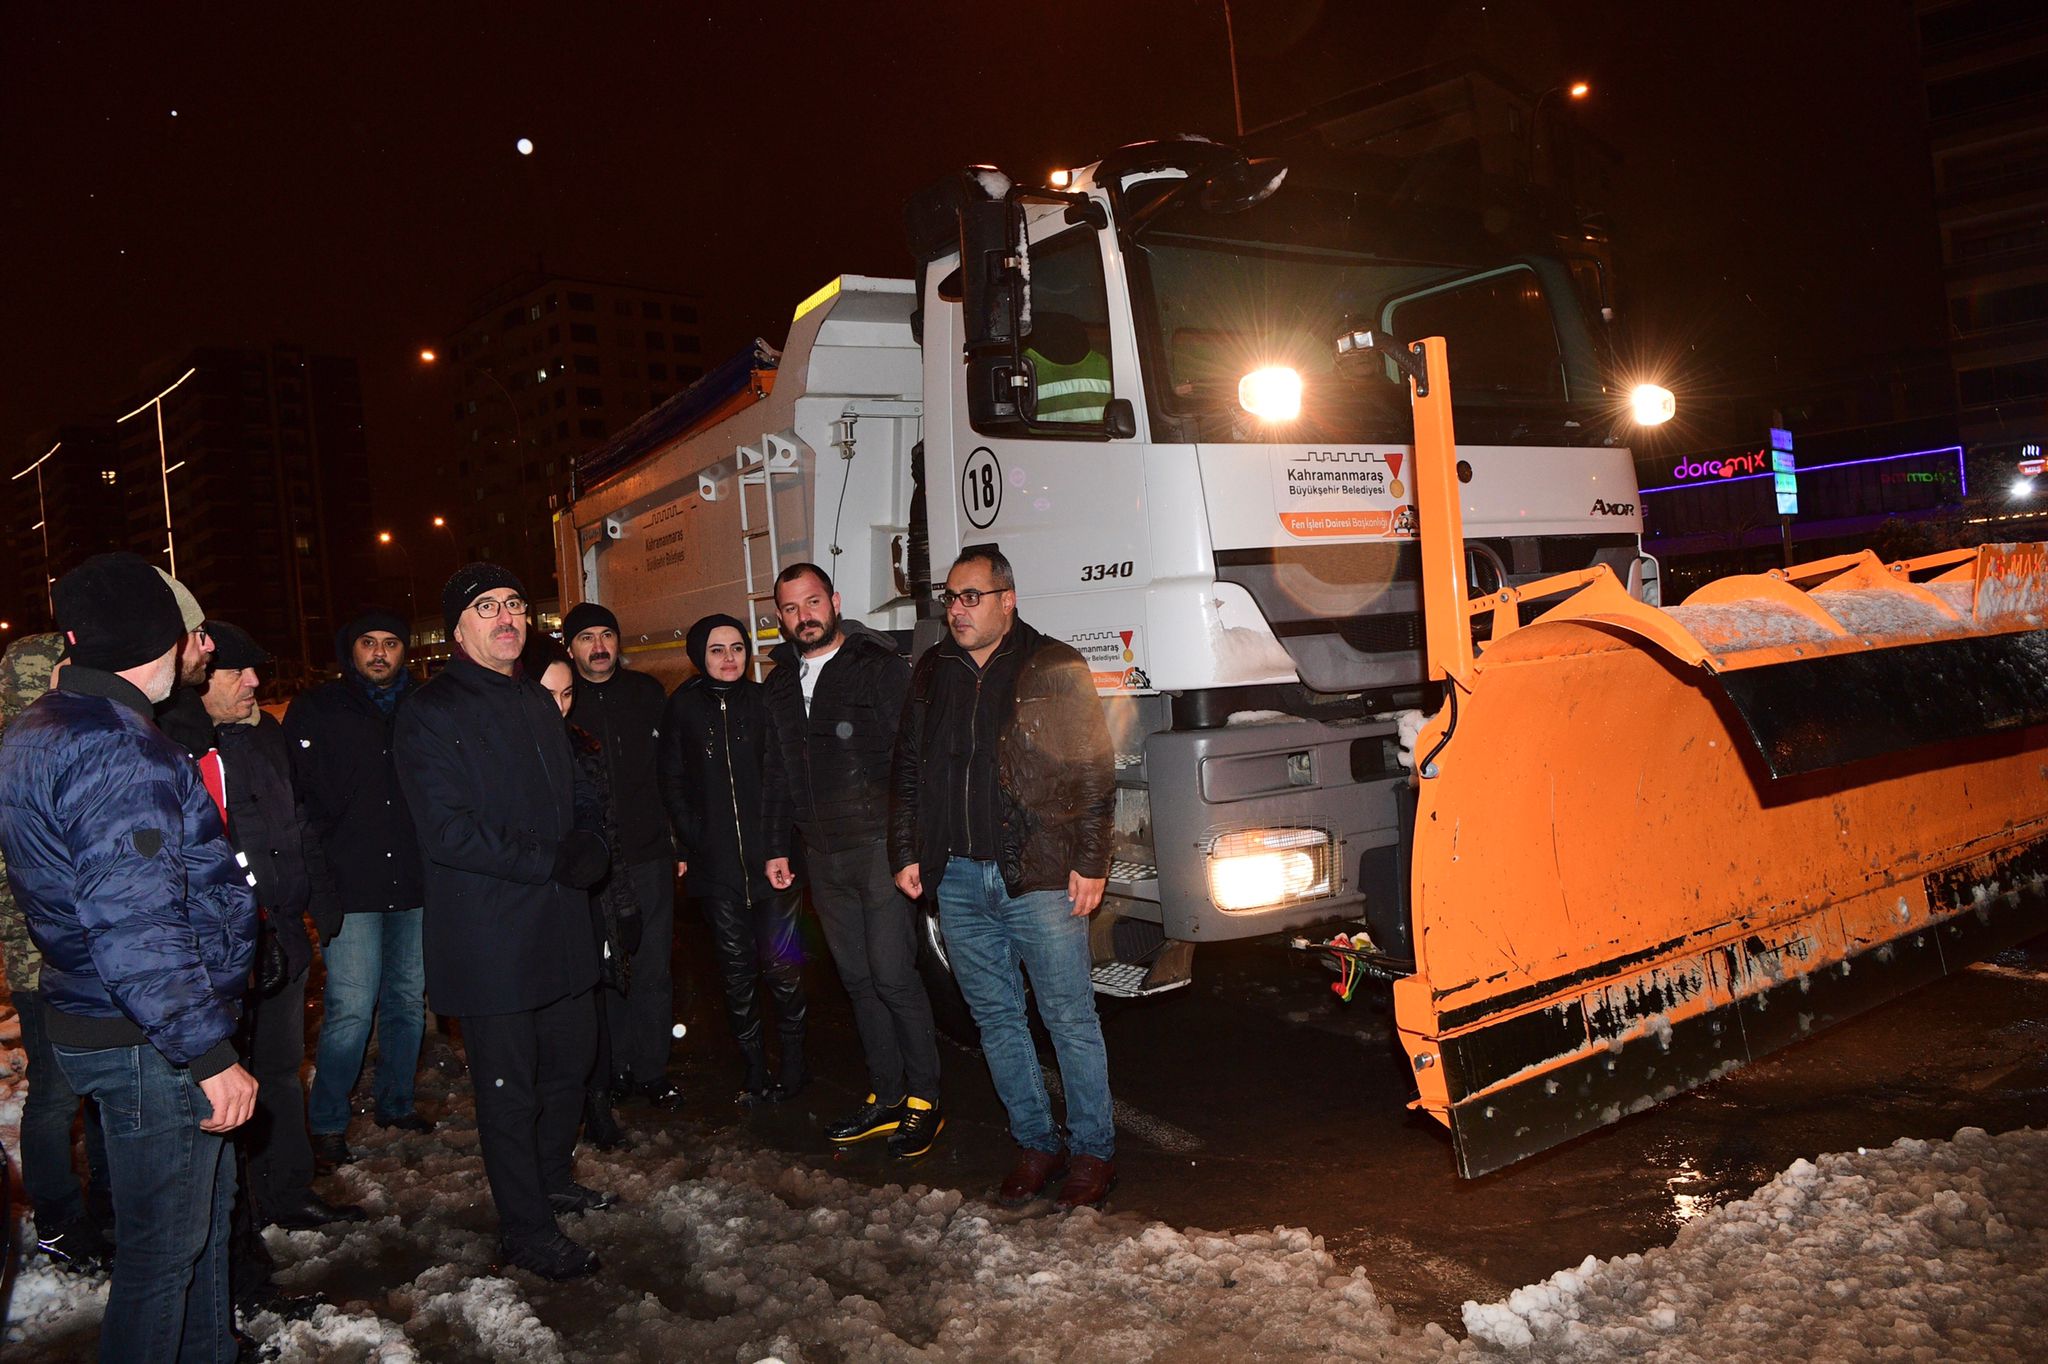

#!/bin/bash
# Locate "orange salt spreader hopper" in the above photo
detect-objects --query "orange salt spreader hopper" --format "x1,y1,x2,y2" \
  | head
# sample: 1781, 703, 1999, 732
1363, 333, 2048, 1177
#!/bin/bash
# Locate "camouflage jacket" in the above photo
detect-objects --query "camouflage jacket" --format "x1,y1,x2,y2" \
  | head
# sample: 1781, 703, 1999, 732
0, 633, 65, 992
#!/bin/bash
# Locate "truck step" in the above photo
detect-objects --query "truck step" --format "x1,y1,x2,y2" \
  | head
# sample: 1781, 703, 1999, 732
1090, 961, 1191, 998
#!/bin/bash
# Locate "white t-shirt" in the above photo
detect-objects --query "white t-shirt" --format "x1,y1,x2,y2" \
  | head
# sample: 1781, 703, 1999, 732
798, 642, 841, 714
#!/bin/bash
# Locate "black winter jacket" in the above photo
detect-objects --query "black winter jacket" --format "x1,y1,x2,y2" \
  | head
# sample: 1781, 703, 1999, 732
566, 667, 673, 867
659, 675, 775, 904
889, 619, 1115, 896
761, 622, 910, 859
394, 656, 604, 1016
214, 713, 327, 983
570, 723, 641, 993
283, 666, 425, 935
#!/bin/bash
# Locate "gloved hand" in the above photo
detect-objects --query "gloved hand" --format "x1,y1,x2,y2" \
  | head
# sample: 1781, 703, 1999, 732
255, 920, 291, 996
616, 903, 644, 956
551, 830, 610, 890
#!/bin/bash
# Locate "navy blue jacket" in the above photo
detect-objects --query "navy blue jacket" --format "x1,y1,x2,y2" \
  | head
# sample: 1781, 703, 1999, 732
0, 668, 257, 1077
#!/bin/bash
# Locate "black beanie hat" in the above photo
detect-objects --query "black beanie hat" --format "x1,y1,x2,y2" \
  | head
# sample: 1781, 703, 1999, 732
54, 552, 187, 673
202, 619, 270, 672
561, 602, 619, 643
685, 613, 750, 677
441, 562, 523, 636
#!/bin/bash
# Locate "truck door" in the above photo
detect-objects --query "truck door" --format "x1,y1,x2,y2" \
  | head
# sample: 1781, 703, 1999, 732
934, 207, 1149, 616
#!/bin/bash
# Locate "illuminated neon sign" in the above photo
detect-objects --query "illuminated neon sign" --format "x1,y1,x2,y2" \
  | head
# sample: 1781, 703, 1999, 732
1642, 444, 1967, 499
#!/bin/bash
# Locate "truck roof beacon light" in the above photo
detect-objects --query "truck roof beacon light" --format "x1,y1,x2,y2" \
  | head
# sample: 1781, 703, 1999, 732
1630, 383, 1676, 426
1239, 366, 1303, 422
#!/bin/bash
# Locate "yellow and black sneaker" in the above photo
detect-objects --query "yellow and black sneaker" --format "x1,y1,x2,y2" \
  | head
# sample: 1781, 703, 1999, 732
887, 1097, 945, 1159
824, 1094, 904, 1144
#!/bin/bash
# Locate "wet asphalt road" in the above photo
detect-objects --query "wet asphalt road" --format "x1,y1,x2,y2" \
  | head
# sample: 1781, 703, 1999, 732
661, 907, 2048, 1326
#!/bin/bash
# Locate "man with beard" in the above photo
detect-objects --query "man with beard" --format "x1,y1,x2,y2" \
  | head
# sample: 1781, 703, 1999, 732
561, 602, 679, 1109
395, 564, 612, 1280
149, 569, 217, 754
0, 553, 257, 1362
762, 564, 941, 1158
286, 610, 430, 1167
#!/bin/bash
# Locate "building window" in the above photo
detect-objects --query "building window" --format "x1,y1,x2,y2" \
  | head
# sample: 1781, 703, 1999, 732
502, 308, 522, 329
641, 300, 662, 319
295, 533, 313, 555
548, 324, 560, 343
554, 390, 567, 410
646, 362, 667, 380
615, 299, 633, 316
670, 303, 697, 324
101, 468, 117, 483
674, 334, 700, 353
568, 291, 596, 311
579, 417, 607, 438
528, 303, 543, 321
678, 365, 705, 383
536, 367, 550, 383
644, 331, 666, 351
570, 322, 598, 344
1961, 358, 2048, 406
574, 354, 600, 375
556, 419, 570, 438
577, 386, 603, 408
497, 511, 508, 524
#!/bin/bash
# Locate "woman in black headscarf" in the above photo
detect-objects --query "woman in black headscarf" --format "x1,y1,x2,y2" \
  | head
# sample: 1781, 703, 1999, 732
657, 614, 807, 1104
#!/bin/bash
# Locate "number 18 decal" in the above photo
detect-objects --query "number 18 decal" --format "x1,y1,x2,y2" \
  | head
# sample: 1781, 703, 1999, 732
962, 447, 1001, 529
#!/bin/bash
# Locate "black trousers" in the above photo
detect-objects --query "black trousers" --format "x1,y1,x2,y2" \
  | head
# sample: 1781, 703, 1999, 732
699, 889, 807, 1075
603, 858, 678, 1085
242, 966, 314, 1219
461, 990, 597, 1242
804, 839, 940, 1102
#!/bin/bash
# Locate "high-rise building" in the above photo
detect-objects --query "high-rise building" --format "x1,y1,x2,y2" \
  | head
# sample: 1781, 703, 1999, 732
1918, 0, 2048, 457
426, 272, 706, 601
6, 422, 126, 627
108, 345, 374, 683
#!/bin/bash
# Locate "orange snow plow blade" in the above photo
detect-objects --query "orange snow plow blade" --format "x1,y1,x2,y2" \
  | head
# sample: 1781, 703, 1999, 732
1373, 335, 2048, 1177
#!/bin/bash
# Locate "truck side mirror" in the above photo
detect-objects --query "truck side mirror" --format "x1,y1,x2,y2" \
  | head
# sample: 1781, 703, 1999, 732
960, 197, 1024, 426
1103, 398, 1137, 439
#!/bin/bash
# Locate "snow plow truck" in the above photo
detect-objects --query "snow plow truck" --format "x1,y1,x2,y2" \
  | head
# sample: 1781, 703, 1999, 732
556, 138, 2048, 1176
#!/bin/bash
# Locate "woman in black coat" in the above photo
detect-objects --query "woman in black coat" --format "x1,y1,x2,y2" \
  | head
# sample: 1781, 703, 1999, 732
658, 614, 806, 1103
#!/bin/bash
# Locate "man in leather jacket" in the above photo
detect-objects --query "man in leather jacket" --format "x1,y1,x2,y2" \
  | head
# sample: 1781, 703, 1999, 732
888, 546, 1119, 1210
659, 613, 806, 1104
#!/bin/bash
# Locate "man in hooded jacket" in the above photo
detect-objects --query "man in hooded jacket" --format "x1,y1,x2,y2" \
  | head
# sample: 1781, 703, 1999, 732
658, 613, 806, 1104
284, 609, 430, 1166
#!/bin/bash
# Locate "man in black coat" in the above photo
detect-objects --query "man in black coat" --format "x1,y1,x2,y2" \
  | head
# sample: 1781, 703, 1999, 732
659, 613, 806, 1104
761, 563, 941, 1158
285, 609, 431, 1168
562, 601, 681, 1107
394, 564, 612, 1282
889, 547, 1119, 1210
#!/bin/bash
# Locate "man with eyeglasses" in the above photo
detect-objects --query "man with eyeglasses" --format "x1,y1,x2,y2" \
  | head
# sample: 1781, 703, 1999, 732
761, 562, 943, 1158
394, 563, 613, 1281
888, 546, 1119, 1210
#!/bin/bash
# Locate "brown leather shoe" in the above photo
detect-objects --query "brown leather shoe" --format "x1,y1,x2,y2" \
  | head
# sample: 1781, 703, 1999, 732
998, 1147, 1069, 1206
1052, 1154, 1117, 1210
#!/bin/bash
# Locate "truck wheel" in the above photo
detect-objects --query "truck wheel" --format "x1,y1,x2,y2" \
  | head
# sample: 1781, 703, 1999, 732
914, 908, 983, 1051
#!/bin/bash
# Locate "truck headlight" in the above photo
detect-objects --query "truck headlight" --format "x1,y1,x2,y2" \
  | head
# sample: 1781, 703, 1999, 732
1238, 366, 1303, 422
1206, 827, 1334, 911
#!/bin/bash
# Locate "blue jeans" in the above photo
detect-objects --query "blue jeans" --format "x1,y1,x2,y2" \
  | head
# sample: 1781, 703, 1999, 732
309, 907, 427, 1134
16, 988, 112, 1232
54, 1044, 236, 1364
934, 857, 1115, 1161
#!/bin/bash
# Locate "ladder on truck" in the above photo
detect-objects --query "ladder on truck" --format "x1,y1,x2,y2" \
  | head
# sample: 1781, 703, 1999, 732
736, 433, 802, 681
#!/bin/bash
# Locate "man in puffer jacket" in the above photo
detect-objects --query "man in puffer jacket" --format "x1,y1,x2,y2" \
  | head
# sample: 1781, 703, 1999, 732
0, 631, 113, 1272
0, 552, 257, 1363
659, 613, 807, 1104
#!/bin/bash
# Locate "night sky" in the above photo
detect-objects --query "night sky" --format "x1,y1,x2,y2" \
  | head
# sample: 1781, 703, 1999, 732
5, 1, 1942, 489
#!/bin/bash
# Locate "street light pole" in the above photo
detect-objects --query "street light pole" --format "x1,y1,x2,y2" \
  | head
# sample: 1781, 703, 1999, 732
376, 531, 419, 633
420, 349, 524, 450
1526, 80, 1591, 192
117, 366, 198, 577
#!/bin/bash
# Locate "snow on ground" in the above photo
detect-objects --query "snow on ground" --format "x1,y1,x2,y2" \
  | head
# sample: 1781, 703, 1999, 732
4, 1023, 2045, 1362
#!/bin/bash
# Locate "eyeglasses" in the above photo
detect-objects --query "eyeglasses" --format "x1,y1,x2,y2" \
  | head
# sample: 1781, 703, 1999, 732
470, 596, 529, 618
939, 586, 1006, 609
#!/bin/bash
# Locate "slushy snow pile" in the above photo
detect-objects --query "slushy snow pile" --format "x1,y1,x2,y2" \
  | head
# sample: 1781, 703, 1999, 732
6, 1015, 2045, 1361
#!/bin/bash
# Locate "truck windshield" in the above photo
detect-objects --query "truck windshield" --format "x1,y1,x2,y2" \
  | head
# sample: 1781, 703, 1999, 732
1131, 185, 1607, 444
